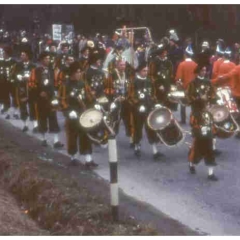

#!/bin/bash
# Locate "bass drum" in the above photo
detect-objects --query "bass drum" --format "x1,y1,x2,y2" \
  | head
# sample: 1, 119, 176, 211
79, 108, 109, 145
208, 104, 239, 139
147, 106, 185, 147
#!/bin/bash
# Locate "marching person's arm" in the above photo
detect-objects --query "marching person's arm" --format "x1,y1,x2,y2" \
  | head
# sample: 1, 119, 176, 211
85, 83, 95, 107
58, 84, 69, 117
104, 72, 114, 100
127, 79, 138, 106
148, 60, 156, 83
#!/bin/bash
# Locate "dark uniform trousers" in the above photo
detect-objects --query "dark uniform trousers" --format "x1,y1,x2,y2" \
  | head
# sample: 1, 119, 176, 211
188, 113, 216, 166
19, 100, 28, 121
28, 90, 38, 121
65, 118, 92, 156
16, 83, 28, 121
0, 81, 9, 109
6, 81, 18, 109
180, 105, 186, 123
132, 108, 159, 145
113, 99, 133, 137
36, 97, 60, 134
0, 81, 17, 111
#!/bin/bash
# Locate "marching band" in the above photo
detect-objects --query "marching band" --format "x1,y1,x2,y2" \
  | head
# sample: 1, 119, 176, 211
1, 27, 240, 179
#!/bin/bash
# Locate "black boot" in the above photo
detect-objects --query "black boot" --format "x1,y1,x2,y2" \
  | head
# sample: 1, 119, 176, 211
235, 132, 240, 139
13, 114, 19, 120
41, 140, 48, 147
153, 152, 165, 160
189, 164, 196, 174
22, 126, 29, 132
32, 126, 38, 133
214, 149, 222, 156
208, 174, 218, 181
53, 141, 64, 149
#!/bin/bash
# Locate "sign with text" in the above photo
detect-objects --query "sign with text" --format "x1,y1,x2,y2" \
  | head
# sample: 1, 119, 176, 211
52, 24, 62, 41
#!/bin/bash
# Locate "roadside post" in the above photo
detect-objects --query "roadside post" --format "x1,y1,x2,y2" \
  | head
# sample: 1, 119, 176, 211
108, 133, 119, 221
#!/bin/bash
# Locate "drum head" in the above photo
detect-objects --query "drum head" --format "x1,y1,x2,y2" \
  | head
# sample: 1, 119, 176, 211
97, 96, 109, 104
208, 105, 229, 123
79, 108, 103, 130
147, 107, 172, 131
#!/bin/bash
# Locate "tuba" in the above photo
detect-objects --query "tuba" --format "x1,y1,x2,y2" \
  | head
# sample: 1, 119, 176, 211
147, 106, 185, 147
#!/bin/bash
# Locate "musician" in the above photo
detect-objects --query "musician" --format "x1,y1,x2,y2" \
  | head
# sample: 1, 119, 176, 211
128, 61, 162, 159
149, 44, 175, 110
3, 46, 18, 120
84, 50, 106, 100
105, 57, 134, 146
79, 46, 90, 71
211, 48, 236, 88
175, 45, 197, 123
29, 51, 63, 148
13, 49, 35, 132
48, 42, 58, 70
59, 61, 98, 168
211, 39, 225, 79
56, 42, 70, 69
0, 48, 7, 114
107, 45, 124, 74
56, 54, 74, 89
167, 30, 184, 76
186, 65, 218, 181
217, 63, 240, 138
196, 41, 212, 77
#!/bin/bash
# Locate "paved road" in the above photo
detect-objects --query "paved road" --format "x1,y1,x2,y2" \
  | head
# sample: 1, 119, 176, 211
2, 106, 240, 235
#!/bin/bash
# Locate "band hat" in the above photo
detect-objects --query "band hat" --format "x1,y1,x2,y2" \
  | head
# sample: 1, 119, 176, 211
224, 47, 232, 56
155, 43, 167, 55
114, 30, 121, 36
185, 45, 194, 56
216, 45, 224, 55
136, 60, 147, 72
39, 51, 51, 61
89, 50, 102, 65
169, 29, 179, 42
21, 37, 28, 43
69, 61, 82, 75
87, 40, 95, 49
20, 47, 33, 59
202, 41, 209, 48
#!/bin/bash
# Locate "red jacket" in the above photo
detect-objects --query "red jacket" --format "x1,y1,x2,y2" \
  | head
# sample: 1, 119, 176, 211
175, 58, 197, 89
221, 65, 240, 97
211, 57, 224, 79
211, 60, 236, 88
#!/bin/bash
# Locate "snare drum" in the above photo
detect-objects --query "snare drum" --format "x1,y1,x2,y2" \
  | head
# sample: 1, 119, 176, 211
208, 104, 239, 138
147, 106, 185, 147
79, 108, 108, 144
216, 87, 239, 118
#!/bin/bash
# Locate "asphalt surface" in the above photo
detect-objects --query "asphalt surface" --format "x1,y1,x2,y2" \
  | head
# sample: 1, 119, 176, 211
2, 105, 240, 236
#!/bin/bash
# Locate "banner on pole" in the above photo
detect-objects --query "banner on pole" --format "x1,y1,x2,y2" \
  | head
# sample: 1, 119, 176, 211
52, 24, 62, 41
